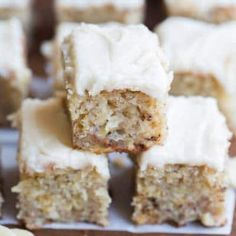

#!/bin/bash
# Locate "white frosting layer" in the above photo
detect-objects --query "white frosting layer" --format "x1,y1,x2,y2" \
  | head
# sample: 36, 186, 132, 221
156, 17, 236, 97
20, 98, 109, 178
62, 23, 172, 100
0, 0, 30, 8
57, 22, 79, 45
0, 18, 31, 80
57, 0, 144, 10
54, 22, 80, 84
140, 96, 232, 171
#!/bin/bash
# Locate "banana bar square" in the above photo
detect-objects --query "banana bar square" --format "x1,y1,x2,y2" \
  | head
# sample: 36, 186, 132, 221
156, 17, 236, 131
61, 23, 172, 154
13, 98, 111, 229
132, 96, 232, 227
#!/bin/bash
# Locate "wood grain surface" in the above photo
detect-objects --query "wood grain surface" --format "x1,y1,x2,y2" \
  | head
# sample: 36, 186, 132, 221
13, 0, 236, 235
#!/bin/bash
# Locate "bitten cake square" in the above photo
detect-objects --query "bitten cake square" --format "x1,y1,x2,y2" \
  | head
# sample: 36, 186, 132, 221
0, 0, 32, 31
156, 17, 236, 131
0, 18, 31, 125
61, 23, 172, 154
132, 96, 232, 227
164, 0, 236, 23
55, 0, 145, 24
12, 98, 111, 229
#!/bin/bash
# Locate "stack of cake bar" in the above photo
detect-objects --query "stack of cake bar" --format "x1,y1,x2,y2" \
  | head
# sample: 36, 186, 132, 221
0, 0, 235, 231
12, 22, 234, 230
12, 23, 171, 229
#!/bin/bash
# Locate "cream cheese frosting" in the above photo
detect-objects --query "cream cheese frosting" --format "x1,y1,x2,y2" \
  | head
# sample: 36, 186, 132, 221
57, 0, 144, 10
156, 17, 236, 97
0, 18, 31, 81
56, 22, 79, 45
54, 22, 79, 83
20, 98, 109, 178
140, 96, 232, 171
62, 23, 173, 101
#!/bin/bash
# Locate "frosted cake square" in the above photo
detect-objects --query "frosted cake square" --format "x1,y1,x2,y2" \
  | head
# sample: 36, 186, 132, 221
132, 96, 232, 227
156, 17, 236, 131
55, 0, 145, 24
12, 98, 111, 229
0, 18, 31, 125
164, 0, 236, 23
0, 0, 32, 31
61, 23, 172, 154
